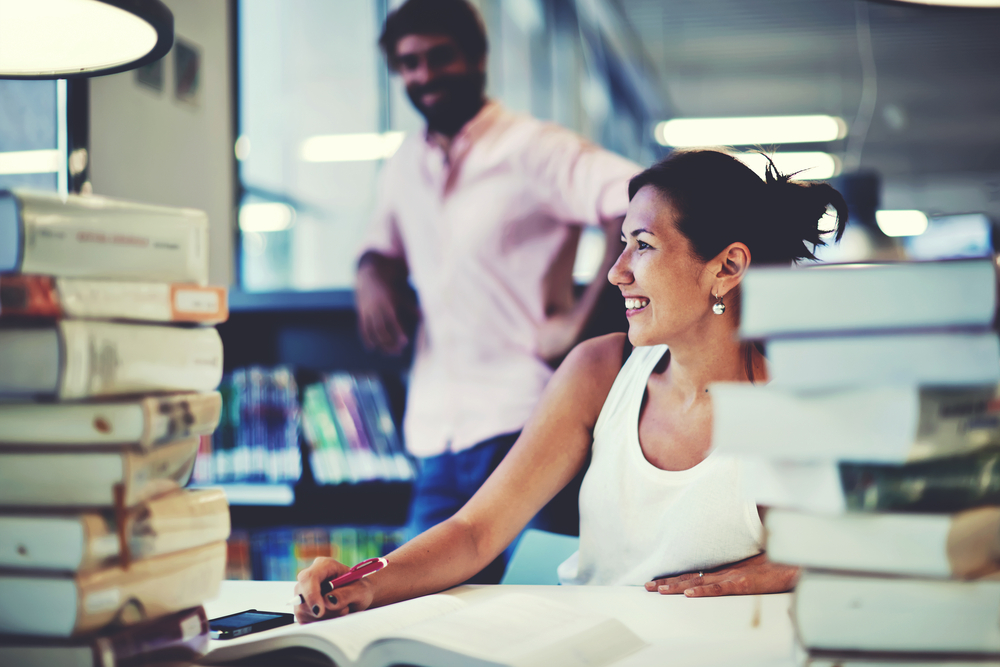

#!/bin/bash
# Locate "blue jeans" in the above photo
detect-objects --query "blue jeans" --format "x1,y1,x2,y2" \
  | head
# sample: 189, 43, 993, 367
405, 431, 582, 583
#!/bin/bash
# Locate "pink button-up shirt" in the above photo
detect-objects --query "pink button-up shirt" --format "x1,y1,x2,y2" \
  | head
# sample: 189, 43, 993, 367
361, 102, 640, 457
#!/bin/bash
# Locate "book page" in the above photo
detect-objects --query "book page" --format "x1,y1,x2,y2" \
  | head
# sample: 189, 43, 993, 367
388, 593, 646, 666
308, 594, 467, 663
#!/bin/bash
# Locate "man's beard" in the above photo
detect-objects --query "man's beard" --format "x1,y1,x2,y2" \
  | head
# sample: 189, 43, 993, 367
407, 71, 486, 137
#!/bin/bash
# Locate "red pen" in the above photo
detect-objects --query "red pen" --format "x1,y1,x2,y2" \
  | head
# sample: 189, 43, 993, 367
290, 557, 387, 607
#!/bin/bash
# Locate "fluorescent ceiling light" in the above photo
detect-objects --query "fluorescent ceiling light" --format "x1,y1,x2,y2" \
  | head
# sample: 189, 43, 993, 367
301, 132, 406, 163
736, 152, 841, 180
655, 115, 847, 147
239, 203, 296, 233
0, 149, 60, 175
0, 0, 173, 79
876, 210, 929, 237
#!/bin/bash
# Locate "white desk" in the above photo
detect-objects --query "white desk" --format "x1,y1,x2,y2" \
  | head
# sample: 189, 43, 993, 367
201, 581, 797, 666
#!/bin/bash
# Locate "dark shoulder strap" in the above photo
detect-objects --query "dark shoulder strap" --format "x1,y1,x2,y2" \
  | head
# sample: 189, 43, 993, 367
621, 336, 633, 368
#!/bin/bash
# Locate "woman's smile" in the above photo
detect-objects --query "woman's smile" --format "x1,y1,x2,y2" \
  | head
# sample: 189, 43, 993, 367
623, 296, 650, 315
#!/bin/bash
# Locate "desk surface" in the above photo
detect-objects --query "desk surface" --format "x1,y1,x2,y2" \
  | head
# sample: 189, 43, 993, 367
201, 581, 797, 667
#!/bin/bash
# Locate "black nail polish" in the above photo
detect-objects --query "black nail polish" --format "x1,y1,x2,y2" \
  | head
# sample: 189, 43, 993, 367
312, 605, 320, 616
327, 594, 338, 605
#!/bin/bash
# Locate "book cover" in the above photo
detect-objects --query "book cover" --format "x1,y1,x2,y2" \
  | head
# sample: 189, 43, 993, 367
201, 592, 646, 667
793, 570, 1000, 654
0, 606, 209, 667
0, 487, 231, 572
0, 320, 223, 400
765, 506, 1000, 579
0, 541, 226, 637
740, 259, 997, 339
0, 274, 228, 324
0, 436, 200, 508
301, 381, 354, 484
711, 384, 1000, 464
765, 331, 1000, 390
0, 189, 209, 284
744, 451, 1000, 515
0, 391, 222, 447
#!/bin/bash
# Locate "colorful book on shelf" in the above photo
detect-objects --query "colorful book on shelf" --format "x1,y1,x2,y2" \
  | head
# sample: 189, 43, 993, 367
793, 570, 1000, 654
0, 487, 230, 572
352, 373, 414, 480
0, 320, 223, 400
0, 274, 228, 323
301, 381, 356, 485
0, 391, 222, 447
746, 449, 1000, 515
325, 373, 383, 482
0, 541, 225, 637
710, 383, 1000, 464
0, 606, 209, 667
201, 592, 646, 667
739, 258, 997, 339
0, 189, 209, 284
0, 436, 200, 508
764, 331, 1000, 390
765, 506, 1000, 579
195, 367, 301, 485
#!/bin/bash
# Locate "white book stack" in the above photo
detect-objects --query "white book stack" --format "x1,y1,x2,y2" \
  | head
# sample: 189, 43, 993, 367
0, 190, 231, 666
710, 257, 1000, 666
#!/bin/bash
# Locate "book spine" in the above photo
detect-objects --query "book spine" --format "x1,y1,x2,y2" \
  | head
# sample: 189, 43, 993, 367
58, 320, 223, 400
12, 190, 209, 284
840, 448, 1000, 513
325, 376, 378, 482
0, 274, 63, 317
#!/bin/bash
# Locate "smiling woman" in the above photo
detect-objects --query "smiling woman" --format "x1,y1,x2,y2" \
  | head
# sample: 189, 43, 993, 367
293, 149, 849, 620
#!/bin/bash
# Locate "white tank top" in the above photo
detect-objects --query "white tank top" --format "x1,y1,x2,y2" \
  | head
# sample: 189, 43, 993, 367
558, 344, 763, 586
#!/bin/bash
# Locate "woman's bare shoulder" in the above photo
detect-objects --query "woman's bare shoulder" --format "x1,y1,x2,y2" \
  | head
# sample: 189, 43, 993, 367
548, 333, 629, 419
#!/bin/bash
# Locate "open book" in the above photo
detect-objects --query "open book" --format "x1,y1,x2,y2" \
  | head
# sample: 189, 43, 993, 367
202, 592, 647, 667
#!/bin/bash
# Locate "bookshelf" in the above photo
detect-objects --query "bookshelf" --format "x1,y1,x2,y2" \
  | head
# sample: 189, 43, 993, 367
210, 294, 415, 580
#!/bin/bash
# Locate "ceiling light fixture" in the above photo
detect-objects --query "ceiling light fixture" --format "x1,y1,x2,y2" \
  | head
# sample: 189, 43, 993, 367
654, 115, 847, 147
300, 132, 406, 163
875, 210, 929, 237
0, 0, 173, 79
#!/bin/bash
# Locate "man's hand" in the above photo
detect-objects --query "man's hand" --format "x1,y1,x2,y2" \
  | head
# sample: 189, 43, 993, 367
356, 253, 417, 355
645, 553, 800, 598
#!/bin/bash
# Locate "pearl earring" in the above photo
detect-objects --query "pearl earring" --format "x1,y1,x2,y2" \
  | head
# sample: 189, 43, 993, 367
712, 293, 726, 315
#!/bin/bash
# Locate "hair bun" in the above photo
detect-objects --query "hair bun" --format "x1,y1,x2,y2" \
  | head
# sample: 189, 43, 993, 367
759, 157, 848, 264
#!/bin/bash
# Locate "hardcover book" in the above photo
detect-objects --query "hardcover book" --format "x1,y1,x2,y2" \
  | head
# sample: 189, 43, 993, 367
0, 189, 209, 285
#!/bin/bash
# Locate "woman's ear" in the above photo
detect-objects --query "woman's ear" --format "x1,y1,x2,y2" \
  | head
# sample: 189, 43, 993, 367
712, 242, 751, 297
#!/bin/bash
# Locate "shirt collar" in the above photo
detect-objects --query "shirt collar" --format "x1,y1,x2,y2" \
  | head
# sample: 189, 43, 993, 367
424, 100, 503, 163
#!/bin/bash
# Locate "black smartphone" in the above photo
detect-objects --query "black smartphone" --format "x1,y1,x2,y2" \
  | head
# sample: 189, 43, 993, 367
208, 609, 295, 640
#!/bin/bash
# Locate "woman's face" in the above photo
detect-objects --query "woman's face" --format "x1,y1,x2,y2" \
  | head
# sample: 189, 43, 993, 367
608, 186, 714, 347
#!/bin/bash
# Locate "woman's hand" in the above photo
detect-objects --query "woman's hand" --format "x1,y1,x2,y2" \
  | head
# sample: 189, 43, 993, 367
293, 557, 376, 623
645, 553, 800, 598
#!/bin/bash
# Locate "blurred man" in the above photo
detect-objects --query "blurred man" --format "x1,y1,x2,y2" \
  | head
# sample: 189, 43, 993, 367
356, 0, 639, 581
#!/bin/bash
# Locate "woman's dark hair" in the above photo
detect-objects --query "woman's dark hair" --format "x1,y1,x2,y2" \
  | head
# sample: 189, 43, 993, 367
627, 149, 848, 266
379, 0, 488, 70
628, 149, 849, 381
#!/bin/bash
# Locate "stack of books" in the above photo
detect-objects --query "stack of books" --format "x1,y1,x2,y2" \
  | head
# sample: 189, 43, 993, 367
0, 189, 231, 666
300, 371, 415, 484
711, 258, 1000, 666
192, 365, 303, 486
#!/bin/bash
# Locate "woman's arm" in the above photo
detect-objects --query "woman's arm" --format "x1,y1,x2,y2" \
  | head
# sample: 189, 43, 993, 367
294, 333, 628, 622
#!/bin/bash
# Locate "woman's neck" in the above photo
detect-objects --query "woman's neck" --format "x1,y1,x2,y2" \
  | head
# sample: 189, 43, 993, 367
657, 323, 766, 402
